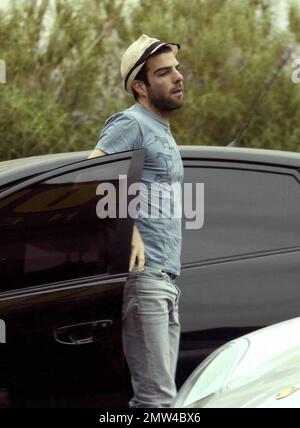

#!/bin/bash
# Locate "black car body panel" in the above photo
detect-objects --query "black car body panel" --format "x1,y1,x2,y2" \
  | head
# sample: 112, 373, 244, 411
0, 146, 300, 406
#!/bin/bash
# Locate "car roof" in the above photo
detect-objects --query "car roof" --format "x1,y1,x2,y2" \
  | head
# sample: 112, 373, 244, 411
0, 151, 91, 191
0, 146, 300, 190
181, 145, 300, 167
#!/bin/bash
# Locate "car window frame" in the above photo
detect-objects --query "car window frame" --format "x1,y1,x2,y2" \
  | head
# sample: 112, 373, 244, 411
0, 149, 145, 290
181, 158, 300, 269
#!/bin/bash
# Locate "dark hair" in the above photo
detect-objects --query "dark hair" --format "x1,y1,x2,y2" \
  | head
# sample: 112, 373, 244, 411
132, 63, 149, 100
131, 45, 173, 100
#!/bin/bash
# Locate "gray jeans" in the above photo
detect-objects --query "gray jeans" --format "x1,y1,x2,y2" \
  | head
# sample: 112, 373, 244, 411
122, 266, 181, 408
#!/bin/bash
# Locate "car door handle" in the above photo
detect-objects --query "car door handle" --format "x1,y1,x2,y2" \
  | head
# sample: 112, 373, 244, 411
54, 320, 113, 345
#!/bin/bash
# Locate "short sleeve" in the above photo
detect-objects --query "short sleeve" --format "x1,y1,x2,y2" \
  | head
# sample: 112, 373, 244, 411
95, 113, 141, 154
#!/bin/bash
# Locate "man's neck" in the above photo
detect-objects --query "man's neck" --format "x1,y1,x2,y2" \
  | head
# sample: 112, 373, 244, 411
137, 100, 170, 123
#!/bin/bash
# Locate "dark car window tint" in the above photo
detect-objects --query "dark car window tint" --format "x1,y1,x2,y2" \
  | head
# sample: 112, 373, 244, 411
0, 159, 130, 291
182, 167, 300, 264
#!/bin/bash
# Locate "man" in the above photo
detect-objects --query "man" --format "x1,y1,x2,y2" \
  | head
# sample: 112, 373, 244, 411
89, 34, 184, 408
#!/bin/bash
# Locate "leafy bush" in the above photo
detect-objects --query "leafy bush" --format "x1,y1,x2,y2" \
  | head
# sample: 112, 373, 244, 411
0, 0, 300, 160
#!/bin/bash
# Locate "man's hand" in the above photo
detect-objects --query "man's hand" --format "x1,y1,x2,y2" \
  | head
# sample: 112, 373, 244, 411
88, 149, 107, 159
129, 224, 145, 272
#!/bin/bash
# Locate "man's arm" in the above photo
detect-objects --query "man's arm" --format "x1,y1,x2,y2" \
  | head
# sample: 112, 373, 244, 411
88, 147, 145, 272
88, 148, 107, 158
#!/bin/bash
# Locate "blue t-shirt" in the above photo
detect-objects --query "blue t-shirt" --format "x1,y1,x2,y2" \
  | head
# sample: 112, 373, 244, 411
96, 103, 183, 275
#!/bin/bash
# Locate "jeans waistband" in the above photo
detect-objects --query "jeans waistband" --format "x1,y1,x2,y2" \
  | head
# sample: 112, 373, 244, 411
161, 271, 177, 281
132, 266, 178, 282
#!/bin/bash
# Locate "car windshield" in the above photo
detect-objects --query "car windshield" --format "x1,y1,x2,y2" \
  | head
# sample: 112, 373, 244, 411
177, 339, 249, 407
227, 346, 300, 391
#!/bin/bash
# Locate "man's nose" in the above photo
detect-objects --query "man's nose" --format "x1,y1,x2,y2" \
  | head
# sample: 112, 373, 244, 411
173, 68, 184, 82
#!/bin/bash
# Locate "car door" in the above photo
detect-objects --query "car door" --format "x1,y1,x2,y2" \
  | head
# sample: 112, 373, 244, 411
177, 158, 300, 384
0, 150, 144, 407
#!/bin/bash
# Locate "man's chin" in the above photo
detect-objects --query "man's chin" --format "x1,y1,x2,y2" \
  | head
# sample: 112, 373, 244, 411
170, 100, 184, 110
150, 96, 184, 112
170, 94, 184, 109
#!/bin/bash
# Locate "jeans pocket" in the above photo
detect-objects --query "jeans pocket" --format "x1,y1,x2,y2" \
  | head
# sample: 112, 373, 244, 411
175, 284, 181, 303
122, 293, 138, 321
131, 267, 165, 283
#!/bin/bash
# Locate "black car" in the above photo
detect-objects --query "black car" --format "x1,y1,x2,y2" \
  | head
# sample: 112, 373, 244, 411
0, 146, 300, 407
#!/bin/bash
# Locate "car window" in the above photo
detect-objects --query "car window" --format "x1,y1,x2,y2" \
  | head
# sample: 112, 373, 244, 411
0, 159, 131, 291
182, 166, 300, 264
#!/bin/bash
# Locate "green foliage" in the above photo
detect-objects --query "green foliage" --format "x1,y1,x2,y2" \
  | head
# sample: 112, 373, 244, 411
0, 0, 130, 160
0, 0, 300, 160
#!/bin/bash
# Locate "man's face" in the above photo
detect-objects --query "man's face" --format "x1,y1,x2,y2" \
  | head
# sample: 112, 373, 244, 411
144, 50, 184, 112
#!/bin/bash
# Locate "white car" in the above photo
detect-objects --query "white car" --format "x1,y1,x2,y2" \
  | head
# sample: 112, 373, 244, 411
173, 317, 300, 408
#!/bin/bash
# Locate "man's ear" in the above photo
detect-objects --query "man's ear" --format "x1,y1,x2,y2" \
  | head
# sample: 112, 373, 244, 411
132, 80, 147, 98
